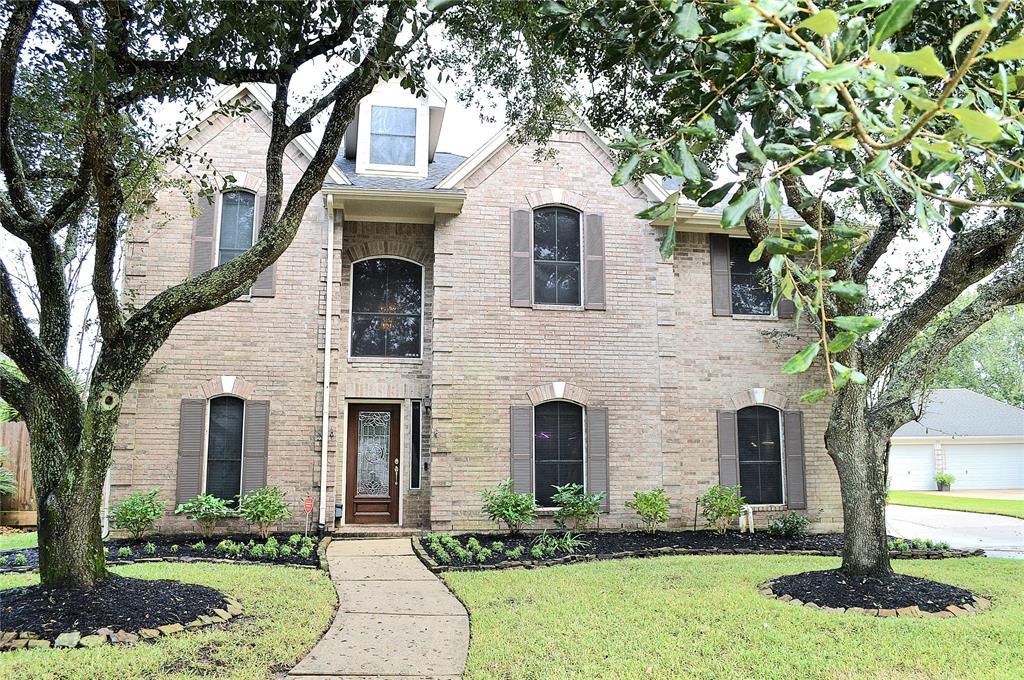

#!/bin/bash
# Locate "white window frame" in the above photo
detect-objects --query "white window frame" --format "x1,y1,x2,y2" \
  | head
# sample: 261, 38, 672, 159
531, 205, 585, 308
347, 255, 426, 361
531, 399, 587, 510
736, 404, 787, 507
355, 83, 429, 179
200, 395, 246, 501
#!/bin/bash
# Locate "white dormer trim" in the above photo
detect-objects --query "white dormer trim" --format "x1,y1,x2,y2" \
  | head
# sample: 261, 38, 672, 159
354, 81, 430, 179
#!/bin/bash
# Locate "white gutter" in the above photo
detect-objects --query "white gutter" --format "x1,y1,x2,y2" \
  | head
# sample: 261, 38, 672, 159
317, 195, 335, 534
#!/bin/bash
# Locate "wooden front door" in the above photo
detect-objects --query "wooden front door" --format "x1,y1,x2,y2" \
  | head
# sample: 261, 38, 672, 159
345, 404, 400, 524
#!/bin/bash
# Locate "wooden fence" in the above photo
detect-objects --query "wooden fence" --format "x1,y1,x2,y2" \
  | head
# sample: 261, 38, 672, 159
1, 421, 36, 526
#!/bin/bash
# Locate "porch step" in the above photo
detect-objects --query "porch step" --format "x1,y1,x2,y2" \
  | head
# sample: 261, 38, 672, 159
332, 526, 421, 538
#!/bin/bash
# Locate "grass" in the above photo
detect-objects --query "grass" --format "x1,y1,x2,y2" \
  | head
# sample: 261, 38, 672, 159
0, 562, 336, 679
888, 491, 1024, 519
446, 555, 1024, 679
0, 530, 37, 551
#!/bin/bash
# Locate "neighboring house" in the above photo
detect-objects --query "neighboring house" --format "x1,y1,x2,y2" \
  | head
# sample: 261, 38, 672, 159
889, 389, 1024, 491
113, 80, 843, 533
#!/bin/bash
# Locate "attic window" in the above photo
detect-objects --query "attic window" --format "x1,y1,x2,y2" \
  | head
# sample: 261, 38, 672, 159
369, 105, 416, 166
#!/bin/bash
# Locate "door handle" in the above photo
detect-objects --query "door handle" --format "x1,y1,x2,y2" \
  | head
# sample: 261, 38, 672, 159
394, 458, 399, 484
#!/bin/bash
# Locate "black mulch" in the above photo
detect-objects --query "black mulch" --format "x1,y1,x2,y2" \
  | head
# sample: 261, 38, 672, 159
768, 569, 977, 612
0, 531, 319, 574
1, 574, 226, 636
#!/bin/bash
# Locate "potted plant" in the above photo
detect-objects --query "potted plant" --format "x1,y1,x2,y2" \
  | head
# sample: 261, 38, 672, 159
934, 472, 955, 492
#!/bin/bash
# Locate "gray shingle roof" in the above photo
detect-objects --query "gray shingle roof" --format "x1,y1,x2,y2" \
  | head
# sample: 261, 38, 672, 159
892, 389, 1024, 438
332, 152, 467, 192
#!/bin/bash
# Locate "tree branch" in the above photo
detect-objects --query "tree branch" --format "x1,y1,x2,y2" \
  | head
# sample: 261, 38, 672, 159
0, 0, 42, 223
852, 186, 913, 284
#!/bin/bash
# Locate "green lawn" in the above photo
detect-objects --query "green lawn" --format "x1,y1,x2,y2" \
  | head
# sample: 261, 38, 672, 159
0, 530, 37, 551
446, 555, 1023, 679
888, 491, 1024, 519
0, 562, 336, 679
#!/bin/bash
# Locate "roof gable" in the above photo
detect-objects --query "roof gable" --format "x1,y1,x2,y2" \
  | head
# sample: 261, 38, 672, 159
893, 389, 1024, 438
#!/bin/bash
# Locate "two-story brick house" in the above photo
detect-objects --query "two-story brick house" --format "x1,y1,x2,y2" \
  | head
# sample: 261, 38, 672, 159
113, 80, 842, 534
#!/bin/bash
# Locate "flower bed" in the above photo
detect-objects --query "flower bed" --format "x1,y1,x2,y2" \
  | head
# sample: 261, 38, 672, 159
0, 532, 320, 574
414, 530, 984, 572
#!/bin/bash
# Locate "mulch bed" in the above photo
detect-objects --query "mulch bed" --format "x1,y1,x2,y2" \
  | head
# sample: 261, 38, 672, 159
0, 531, 319, 574
1, 574, 225, 637
766, 569, 979, 613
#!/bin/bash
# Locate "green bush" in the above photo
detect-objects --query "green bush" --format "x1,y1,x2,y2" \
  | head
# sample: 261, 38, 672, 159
934, 472, 956, 487
475, 547, 493, 562
174, 494, 236, 538
529, 545, 543, 559
110, 489, 169, 540
238, 486, 291, 539
266, 543, 279, 559
625, 489, 670, 533
190, 540, 206, 552
697, 485, 744, 534
280, 545, 293, 557
490, 540, 505, 552
466, 537, 482, 553
551, 483, 605, 531
481, 479, 537, 534
214, 539, 235, 556
505, 545, 525, 559
0, 554, 8, 566
288, 533, 302, 546
432, 546, 452, 564
766, 512, 810, 538
143, 542, 157, 555
0, 448, 17, 496
117, 546, 133, 559
249, 543, 266, 559
12, 553, 27, 567
298, 546, 312, 559
170, 544, 179, 554
453, 545, 472, 562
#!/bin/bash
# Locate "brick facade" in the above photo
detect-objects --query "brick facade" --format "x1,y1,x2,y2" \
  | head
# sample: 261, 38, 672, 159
117, 99, 842, 535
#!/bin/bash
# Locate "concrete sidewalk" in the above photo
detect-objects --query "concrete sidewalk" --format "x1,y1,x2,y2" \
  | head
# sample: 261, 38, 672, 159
289, 538, 469, 679
887, 504, 1024, 559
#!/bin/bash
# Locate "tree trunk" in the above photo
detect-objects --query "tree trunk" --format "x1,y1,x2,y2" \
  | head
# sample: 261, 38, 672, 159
826, 384, 894, 579
37, 465, 108, 586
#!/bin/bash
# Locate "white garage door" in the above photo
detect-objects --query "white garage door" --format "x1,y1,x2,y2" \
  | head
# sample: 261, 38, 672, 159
945, 443, 1024, 489
889, 444, 936, 490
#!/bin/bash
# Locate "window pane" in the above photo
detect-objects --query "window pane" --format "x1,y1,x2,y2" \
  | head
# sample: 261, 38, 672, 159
352, 258, 388, 312
534, 261, 558, 304
351, 258, 422, 357
555, 211, 581, 262
371, 106, 416, 135
385, 315, 422, 357
737, 406, 784, 504
729, 239, 772, 315
411, 401, 421, 489
218, 192, 254, 265
556, 263, 581, 306
207, 396, 244, 502
351, 313, 386, 356
386, 259, 423, 315
534, 209, 556, 260
370, 134, 416, 166
533, 402, 584, 505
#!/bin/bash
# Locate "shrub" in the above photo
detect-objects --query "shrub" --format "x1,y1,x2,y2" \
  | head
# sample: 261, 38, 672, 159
432, 546, 452, 564
288, 534, 302, 546
475, 547, 493, 562
466, 537, 482, 553
110, 489, 169, 540
480, 479, 537, 534
529, 545, 543, 559
625, 489, 670, 534
170, 544, 179, 554
934, 472, 956, 487
190, 540, 206, 552
551, 483, 605, 531
0, 449, 16, 496
766, 512, 810, 538
0, 554, 7, 566
117, 546, 133, 559
440, 534, 460, 550
505, 545, 525, 559
453, 546, 472, 562
298, 546, 312, 559
214, 539, 235, 556
13, 553, 27, 567
490, 540, 505, 552
697, 485, 744, 534
555, 531, 589, 553
265, 536, 279, 549
266, 543, 279, 559
238, 486, 291, 539
143, 542, 157, 555
249, 543, 267, 559
280, 545, 293, 557
174, 494, 236, 538
532, 532, 563, 556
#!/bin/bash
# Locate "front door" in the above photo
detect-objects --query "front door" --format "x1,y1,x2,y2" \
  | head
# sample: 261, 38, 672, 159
345, 404, 400, 524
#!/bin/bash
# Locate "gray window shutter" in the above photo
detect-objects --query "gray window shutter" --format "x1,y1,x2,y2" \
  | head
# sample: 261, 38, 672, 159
190, 195, 217, 276
510, 209, 533, 307
717, 410, 739, 487
583, 214, 606, 310
241, 400, 270, 494
709, 234, 732, 316
586, 406, 610, 512
176, 399, 206, 504
778, 297, 796, 319
251, 193, 276, 297
783, 410, 807, 509
510, 405, 533, 494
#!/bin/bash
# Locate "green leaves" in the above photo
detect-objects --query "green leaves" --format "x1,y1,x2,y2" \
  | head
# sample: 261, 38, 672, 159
741, 128, 767, 165
720, 187, 760, 229
676, 141, 702, 183
828, 280, 867, 302
984, 35, 1024, 62
671, 3, 702, 41
948, 108, 1003, 141
834, 316, 883, 333
827, 331, 859, 353
797, 10, 839, 37
612, 153, 640, 186
800, 388, 829, 405
896, 46, 948, 78
806, 63, 860, 83
871, 0, 920, 47
783, 342, 821, 375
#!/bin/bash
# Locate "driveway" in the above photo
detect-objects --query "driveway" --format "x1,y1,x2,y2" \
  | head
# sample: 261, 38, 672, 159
887, 504, 1024, 559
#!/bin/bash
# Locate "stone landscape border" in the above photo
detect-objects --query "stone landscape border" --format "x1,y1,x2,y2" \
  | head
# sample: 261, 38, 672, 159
0, 596, 245, 652
410, 536, 984, 573
756, 579, 993, 618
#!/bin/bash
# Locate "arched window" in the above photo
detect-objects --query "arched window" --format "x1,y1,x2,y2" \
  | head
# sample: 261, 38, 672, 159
736, 405, 784, 504
534, 400, 584, 506
218, 190, 255, 265
206, 395, 244, 501
350, 257, 423, 358
533, 206, 581, 305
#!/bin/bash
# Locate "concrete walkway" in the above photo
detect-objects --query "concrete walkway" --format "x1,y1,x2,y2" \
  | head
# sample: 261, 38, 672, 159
289, 538, 469, 679
887, 504, 1024, 559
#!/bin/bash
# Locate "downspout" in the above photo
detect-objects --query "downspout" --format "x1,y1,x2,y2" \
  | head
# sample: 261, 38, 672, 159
317, 195, 335, 537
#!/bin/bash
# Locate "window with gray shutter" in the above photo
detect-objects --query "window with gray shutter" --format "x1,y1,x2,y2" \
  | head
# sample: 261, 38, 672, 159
510, 210, 533, 307
533, 207, 581, 306
783, 410, 807, 509
584, 214, 606, 310
242, 400, 270, 494
251, 193, 276, 297
510, 406, 533, 493
176, 399, 206, 504
716, 410, 739, 487
218, 191, 255, 265
709, 234, 732, 316
207, 396, 244, 501
736, 406, 784, 504
585, 406, 610, 511
190, 195, 217, 275
533, 401, 584, 506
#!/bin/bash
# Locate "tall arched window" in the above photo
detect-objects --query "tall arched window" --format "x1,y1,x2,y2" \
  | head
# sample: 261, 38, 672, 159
533, 206, 581, 305
736, 405, 784, 504
534, 400, 584, 506
206, 396, 244, 501
218, 190, 255, 265
350, 257, 423, 358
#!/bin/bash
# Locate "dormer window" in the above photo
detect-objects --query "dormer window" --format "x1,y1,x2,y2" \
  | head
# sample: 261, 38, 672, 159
370, 106, 416, 166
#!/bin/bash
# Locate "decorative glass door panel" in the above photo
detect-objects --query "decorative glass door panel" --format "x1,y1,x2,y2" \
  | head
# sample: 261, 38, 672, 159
356, 411, 391, 497
345, 404, 401, 524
